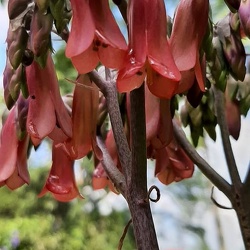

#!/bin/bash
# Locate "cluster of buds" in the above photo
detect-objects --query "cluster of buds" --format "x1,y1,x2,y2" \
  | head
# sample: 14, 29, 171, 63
182, 6, 249, 144
205, 12, 246, 92
180, 90, 217, 146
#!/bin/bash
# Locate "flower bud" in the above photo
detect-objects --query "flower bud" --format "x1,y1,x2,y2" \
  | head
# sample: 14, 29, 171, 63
50, 0, 72, 34
7, 27, 28, 69
34, 0, 50, 13
209, 35, 228, 91
217, 14, 246, 81
8, 0, 31, 19
3, 62, 16, 109
239, 0, 250, 38
17, 97, 29, 140
9, 65, 24, 102
30, 8, 53, 57
223, 33, 246, 81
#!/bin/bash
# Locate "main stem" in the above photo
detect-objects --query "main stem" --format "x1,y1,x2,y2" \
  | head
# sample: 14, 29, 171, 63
89, 72, 159, 249
127, 84, 159, 250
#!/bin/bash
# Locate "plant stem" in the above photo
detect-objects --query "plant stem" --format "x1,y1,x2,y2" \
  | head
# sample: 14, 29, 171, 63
90, 72, 159, 249
211, 87, 250, 248
96, 136, 126, 195
173, 120, 232, 199
127, 84, 159, 250
89, 71, 132, 184
213, 86, 242, 188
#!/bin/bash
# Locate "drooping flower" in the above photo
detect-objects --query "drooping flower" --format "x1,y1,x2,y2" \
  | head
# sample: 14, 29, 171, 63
117, 0, 181, 99
64, 74, 99, 159
168, 0, 209, 96
225, 85, 241, 140
144, 85, 173, 149
66, 0, 127, 73
26, 53, 72, 146
154, 139, 194, 185
169, 0, 208, 72
38, 143, 82, 202
0, 101, 30, 190
117, 0, 208, 99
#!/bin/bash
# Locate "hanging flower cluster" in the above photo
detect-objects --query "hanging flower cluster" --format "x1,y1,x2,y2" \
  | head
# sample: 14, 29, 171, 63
1, 0, 212, 201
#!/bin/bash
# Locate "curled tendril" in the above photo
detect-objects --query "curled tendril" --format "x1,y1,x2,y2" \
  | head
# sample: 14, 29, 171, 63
146, 185, 161, 203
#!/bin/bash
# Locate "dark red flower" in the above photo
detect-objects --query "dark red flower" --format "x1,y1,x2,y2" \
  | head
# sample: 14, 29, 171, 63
117, 0, 180, 99
154, 139, 194, 185
0, 104, 30, 190
117, 0, 208, 99
66, 0, 127, 73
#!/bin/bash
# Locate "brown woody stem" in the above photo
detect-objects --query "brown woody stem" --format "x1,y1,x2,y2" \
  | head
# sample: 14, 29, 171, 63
127, 84, 159, 250
173, 120, 232, 199
96, 136, 126, 195
213, 86, 242, 188
89, 71, 132, 183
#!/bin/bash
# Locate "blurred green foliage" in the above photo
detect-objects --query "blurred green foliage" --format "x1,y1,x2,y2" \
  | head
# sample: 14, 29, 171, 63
0, 168, 135, 250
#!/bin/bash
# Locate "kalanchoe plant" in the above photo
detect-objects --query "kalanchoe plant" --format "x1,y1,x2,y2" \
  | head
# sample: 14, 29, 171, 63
1, 0, 250, 249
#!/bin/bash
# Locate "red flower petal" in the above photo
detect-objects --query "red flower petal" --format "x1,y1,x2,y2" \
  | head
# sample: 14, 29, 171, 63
91, 0, 127, 69
26, 54, 72, 143
166, 141, 194, 180
66, 0, 127, 73
194, 54, 206, 92
26, 58, 56, 141
38, 144, 83, 202
65, 75, 99, 159
145, 84, 160, 145
70, 45, 99, 74
147, 0, 180, 81
147, 66, 179, 99
92, 163, 109, 190
5, 136, 30, 190
155, 140, 194, 185
6, 134, 30, 190
117, 63, 146, 92
170, 0, 209, 71
155, 148, 175, 185
175, 70, 196, 95
0, 107, 18, 182
151, 99, 173, 149
65, 0, 95, 58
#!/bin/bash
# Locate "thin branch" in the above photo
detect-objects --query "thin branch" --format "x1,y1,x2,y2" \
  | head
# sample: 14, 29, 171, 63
127, 84, 160, 250
88, 71, 109, 94
89, 71, 132, 186
213, 86, 242, 188
97, 136, 126, 196
129, 84, 147, 189
173, 120, 233, 200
